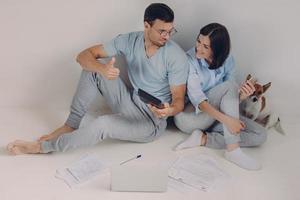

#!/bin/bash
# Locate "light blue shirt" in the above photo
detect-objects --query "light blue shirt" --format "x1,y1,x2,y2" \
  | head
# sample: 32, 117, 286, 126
186, 47, 236, 113
103, 31, 189, 103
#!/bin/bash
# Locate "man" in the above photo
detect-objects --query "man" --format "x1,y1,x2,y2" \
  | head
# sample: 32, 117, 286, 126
7, 3, 188, 155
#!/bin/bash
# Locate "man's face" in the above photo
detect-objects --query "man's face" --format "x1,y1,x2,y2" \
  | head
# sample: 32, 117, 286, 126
144, 19, 175, 47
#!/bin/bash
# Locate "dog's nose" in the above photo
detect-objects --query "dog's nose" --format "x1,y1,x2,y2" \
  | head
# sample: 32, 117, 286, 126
252, 97, 258, 102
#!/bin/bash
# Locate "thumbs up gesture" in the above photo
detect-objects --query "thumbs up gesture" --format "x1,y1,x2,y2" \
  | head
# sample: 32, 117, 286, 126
103, 57, 120, 80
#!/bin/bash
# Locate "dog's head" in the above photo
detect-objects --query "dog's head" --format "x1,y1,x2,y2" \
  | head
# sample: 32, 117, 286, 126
241, 74, 272, 120
246, 74, 271, 102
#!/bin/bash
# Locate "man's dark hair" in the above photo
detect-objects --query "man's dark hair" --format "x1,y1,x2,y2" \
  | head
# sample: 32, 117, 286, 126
198, 23, 231, 69
144, 3, 174, 25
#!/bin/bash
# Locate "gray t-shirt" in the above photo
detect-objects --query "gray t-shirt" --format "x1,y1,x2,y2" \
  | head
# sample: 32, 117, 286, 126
103, 31, 188, 103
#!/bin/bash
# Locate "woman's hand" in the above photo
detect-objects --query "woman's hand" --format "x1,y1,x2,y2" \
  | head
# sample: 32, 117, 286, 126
223, 116, 246, 135
239, 80, 256, 101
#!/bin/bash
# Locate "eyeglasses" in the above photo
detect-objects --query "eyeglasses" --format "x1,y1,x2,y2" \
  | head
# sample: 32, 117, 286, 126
152, 27, 177, 37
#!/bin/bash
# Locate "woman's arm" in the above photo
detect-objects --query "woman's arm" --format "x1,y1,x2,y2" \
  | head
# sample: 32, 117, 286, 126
199, 100, 245, 134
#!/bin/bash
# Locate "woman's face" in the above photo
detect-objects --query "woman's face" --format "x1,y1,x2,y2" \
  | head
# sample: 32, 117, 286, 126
196, 34, 213, 62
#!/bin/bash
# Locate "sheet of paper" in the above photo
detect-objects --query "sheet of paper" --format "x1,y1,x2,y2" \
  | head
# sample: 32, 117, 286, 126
55, 154, 110, 188
168, 177, 200, 193
168, 154, 229, 191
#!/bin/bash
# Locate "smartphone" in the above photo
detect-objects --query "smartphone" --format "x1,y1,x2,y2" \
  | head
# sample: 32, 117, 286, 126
247, 75, 257, 84
138, 89, 164, 109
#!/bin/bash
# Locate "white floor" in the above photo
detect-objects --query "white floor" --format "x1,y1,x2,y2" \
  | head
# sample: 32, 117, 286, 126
1, 107, 299, 200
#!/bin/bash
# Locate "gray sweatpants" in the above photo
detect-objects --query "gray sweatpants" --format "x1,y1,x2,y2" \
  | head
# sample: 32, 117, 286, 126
174, 81, 267, 149
41, 70, 167, 153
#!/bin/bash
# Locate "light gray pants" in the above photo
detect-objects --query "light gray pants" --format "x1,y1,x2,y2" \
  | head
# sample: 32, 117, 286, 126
174, 81, 267, 149
41, 70, 167, 153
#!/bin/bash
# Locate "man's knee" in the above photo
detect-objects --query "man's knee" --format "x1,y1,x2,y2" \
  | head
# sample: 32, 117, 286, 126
136, 120, 167, 143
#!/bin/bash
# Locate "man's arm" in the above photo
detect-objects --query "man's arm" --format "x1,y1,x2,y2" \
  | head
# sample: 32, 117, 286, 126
148, 84, 186, 118
76, 45, 120, 79
169, 84, 186, 116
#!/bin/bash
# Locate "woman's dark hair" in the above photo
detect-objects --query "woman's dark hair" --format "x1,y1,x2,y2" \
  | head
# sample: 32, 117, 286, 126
144, 3, 174, 25
198, 23, 231, 69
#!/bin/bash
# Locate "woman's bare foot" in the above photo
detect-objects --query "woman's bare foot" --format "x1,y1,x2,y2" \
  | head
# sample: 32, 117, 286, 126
7, 140, 42, 155
38, 124, 75, 142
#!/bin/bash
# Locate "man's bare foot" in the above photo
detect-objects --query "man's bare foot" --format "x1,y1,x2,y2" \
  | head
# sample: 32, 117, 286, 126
7, 140, 42, 155
38, 124, 75, 142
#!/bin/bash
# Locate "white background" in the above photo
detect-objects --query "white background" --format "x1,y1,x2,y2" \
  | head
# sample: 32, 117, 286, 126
1, 2, 300, 200
1, 0, 299, 117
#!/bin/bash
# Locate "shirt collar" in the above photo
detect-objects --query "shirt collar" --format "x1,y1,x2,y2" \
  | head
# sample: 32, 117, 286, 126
198, 58, 222, 74
199, 58, 209, 68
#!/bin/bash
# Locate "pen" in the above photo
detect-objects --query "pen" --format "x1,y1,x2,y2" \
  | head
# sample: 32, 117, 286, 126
120, 154, 142, 165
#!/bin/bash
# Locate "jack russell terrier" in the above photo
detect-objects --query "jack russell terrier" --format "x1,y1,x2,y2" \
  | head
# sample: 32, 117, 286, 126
240, 74, 285, 134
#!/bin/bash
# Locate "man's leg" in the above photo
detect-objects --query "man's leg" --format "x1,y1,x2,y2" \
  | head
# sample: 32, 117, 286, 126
7, 70, 100, 154
41, 71, 166, 153
6, 112, 163, 154
41, 113, 164, 153
8, 103, 165, 155
7, 70, 166, 154
39, 69, 144, 142
38, 70, 102, 142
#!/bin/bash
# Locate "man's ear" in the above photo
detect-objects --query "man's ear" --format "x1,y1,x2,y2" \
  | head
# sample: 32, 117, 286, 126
263, 82, 271, 93
144, 21, 150, 29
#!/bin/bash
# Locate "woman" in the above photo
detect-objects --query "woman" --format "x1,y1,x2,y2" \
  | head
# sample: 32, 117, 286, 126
174, 23, 267, 170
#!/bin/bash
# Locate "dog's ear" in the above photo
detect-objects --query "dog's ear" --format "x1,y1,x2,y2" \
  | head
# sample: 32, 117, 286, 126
246, 74, 252, 81
263, 82, 271, 93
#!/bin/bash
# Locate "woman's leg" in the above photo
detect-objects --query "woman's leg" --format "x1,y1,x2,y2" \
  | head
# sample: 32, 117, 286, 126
174, 81, 239, 133
174, 81, 263, 170
174, 81, 241, 147
205, 116, 267, 149
174, 103, 215, 134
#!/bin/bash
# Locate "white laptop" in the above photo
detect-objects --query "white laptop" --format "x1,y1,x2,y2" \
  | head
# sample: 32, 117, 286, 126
111, 163, 168, 192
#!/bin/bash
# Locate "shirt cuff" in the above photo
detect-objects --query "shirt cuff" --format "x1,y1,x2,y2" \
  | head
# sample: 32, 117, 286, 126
102, 42, 116, 57
191, 97, 208, 114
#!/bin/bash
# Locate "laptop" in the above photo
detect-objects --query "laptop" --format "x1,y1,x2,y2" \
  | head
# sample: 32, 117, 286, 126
111, 163, 168, 192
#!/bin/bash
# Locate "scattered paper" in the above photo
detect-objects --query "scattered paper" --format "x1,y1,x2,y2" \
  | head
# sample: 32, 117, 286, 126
168, 154, 229, 192
55, 154, 110, 188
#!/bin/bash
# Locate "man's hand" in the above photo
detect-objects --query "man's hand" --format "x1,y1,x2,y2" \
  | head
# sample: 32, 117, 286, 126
223, 115, 246, 135
102, 57, 120, 80
239, 80, 256, 101
148, 103, 173, 118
